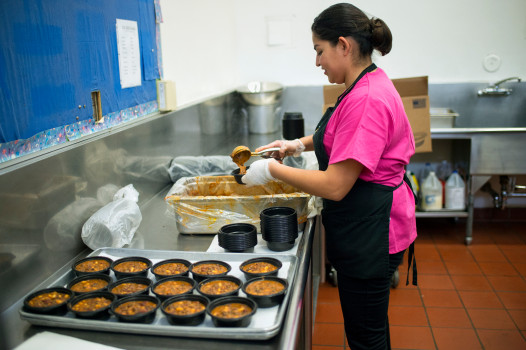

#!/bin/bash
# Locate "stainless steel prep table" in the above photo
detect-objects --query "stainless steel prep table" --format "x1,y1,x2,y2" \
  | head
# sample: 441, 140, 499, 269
1, 100, 320, 349
5, 190, 317, 349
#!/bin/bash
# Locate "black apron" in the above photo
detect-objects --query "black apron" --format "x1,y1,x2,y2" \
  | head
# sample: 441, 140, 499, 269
313, 64, 417, 282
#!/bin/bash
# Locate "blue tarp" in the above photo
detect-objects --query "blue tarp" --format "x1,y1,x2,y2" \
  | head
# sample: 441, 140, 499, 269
0, 0, 158, 143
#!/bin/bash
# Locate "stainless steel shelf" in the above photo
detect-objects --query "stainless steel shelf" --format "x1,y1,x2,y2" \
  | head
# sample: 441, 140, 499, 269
416, 210, 468, 218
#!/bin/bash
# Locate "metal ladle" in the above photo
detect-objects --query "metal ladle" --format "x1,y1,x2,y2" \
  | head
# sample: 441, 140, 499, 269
230, 146, 283, 164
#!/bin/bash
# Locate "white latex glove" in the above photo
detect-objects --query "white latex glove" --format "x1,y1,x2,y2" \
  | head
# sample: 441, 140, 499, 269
241, 159, 278, 186
281, 139, 306, 157
258, 139, 305, 159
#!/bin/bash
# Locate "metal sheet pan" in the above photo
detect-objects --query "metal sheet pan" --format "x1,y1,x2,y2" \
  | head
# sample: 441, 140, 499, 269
19, 248, 297, 340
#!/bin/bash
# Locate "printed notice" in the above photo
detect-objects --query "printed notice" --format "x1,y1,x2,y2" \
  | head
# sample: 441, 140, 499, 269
116, 19, 141, 88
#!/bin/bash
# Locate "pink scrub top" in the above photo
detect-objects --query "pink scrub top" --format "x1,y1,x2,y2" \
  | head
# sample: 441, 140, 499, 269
323, 68, 417, 254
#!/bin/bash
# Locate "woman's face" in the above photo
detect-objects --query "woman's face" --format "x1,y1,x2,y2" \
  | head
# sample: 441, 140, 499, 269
312, 33, 347, 84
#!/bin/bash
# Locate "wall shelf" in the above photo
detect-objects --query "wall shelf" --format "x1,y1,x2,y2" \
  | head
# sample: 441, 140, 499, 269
416, 210, 468, 218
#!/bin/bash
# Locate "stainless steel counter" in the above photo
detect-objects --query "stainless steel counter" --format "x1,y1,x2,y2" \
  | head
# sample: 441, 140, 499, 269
0, 98, 319, 349
416, 127, 526, 244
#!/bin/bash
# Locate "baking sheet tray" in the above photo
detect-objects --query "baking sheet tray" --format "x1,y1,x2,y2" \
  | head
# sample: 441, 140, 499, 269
19, 248, 297, 340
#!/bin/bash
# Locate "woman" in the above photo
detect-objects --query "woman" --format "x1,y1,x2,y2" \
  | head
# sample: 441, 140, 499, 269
242, 3, 417, 349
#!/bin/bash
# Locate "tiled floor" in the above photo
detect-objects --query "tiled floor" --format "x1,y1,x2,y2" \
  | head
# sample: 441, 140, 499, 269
313, 219, 526, 349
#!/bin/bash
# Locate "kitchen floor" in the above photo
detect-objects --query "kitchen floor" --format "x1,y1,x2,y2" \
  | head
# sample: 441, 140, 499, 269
313, 219, 526, 350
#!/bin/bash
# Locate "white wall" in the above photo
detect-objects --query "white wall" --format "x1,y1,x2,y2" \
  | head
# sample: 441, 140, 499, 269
159, 0, 239, 106
161, 0, 526, 106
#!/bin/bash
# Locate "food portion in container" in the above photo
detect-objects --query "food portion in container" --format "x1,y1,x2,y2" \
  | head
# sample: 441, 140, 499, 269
114, 261, 148, 273
111, 295, 160, 323
108, 276, 151, 297
23, 287, 73, 314
161, 294, 209, 326
211, 302, 252, 318
190, 260, 231, 282
71, 296, 112, 312
242, 276, 288, 308
115, 299, 157, 315
67, 291, 116, 319
111, 282, 148, 295
245, 279, 285, 295
151, 259, 190, 279
242, 261, 278, 274
207, 296, 257, 327
68, 274, 112, 294
198, 276, 241, 299
240, 257, 282, 280
110, 256, 152, 278
26, 290, 71, 308
152, 277, 196, 300
72, 256, 112, 276
165, 299, 206, 316
192, 263, 228, 275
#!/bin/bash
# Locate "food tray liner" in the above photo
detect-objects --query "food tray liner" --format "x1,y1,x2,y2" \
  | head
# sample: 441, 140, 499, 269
165, 176, 310, 234
19, 248, 297, 340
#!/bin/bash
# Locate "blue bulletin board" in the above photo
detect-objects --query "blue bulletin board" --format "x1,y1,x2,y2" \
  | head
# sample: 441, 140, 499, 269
0, 0, 159, 144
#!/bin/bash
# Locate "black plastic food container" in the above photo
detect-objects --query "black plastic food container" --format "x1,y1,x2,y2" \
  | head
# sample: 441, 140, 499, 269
23, 287, 73, 315
67, 291, 116, 319
266, 240, 295, 252
72, 256, 113, 277
67, 273, 112, 295
190, 260, 232, 283
207, 296, 257, 327
260, 206, 298, 251
197, 275, 242, 300
110, 256, 152, 279
151, 276, 196, 301
282, 112, 305, 140
239, 257, 283, 280
111, 295, 160, 323
242, 276, 288, 308
161, 294, 209, 326
231, 166, 249, 185
218, 223, 257, 252
108, 276, 152, 298
151, 258, 191, 280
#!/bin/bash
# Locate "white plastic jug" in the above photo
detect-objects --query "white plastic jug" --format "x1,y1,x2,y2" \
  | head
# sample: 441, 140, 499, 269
445, 171, 466, 210
421, 171, 443, 210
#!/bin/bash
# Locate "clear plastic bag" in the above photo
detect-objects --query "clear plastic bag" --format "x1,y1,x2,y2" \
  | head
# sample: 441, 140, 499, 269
165, 176, 310, 234
81, 184, 142, 250
168, 155, 238, 182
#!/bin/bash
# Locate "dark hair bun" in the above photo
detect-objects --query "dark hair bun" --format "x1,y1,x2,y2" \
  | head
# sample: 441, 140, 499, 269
370, 18, 392, 56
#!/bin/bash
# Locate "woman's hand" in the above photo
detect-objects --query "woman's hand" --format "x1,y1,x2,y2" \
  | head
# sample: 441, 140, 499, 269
241, 159, 278, 186
255, 139, 306, 159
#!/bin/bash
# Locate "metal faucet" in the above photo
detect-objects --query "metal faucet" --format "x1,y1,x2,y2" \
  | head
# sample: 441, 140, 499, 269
477, 77, 522, 96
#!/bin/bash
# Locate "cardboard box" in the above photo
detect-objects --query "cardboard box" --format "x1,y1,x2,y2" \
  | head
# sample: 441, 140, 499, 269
322, 76, 432, 153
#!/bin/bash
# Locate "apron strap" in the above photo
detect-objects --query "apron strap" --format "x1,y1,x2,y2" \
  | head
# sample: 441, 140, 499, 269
403, 173, 419, 206
403, 173, 418, 286
405, 241, 417, 286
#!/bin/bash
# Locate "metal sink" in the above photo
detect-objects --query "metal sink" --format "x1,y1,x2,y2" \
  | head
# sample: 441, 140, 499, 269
429, 81, 525, 130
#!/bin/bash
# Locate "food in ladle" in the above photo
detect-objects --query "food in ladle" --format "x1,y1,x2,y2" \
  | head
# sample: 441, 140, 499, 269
230, 146, 251, 174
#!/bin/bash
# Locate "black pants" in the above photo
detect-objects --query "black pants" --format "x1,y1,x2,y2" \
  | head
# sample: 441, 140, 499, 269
336, 250, 405, 350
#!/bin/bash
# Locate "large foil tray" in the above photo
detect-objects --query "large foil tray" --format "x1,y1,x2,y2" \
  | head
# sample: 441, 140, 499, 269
19, 248, 297, 340
165, 176, 310, 234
